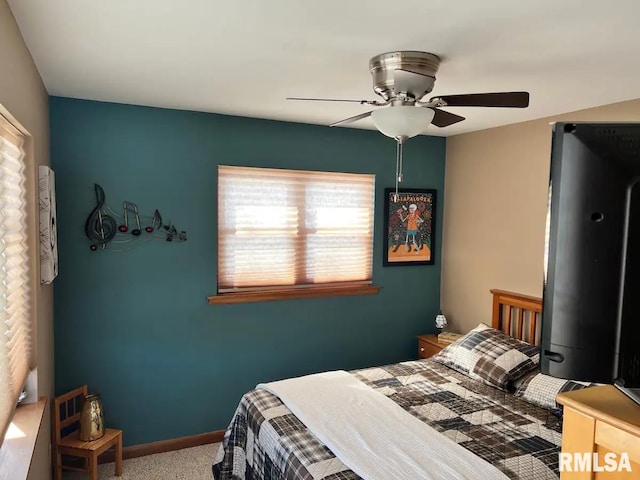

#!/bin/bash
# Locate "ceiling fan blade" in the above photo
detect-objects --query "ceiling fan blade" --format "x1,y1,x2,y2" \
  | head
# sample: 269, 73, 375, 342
429, 108, 466, 128
287, 97, 373, 104
393, 69, 435, 99
431, 92, 530, 108
330, 111, 373, 127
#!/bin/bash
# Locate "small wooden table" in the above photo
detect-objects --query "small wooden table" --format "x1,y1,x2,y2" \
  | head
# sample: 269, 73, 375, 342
416, 334, 447, 359
557, 385, 640, 479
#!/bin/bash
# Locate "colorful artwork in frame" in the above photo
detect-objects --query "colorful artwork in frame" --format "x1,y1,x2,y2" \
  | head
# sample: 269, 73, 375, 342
383, 188, 436, 266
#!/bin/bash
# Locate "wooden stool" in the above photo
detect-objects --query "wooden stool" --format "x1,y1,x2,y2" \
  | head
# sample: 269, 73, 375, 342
52, 385, 122, 480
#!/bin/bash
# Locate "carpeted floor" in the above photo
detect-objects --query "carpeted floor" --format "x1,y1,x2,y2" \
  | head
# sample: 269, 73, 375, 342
63, 443, 220, 480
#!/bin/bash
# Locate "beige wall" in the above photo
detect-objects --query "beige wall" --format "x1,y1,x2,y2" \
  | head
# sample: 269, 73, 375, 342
0, 1, 53, 479
441, 98, 640, 334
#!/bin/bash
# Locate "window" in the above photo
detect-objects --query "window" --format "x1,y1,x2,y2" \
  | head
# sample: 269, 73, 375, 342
214, 166, 377, 303
0, 114, 32, 442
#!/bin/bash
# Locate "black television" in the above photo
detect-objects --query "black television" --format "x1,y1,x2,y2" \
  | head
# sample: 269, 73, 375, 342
541, 122, 640, 404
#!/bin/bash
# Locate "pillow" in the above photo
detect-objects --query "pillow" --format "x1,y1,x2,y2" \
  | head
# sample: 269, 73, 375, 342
513, 370, 598, 410
431, 323, 539, 390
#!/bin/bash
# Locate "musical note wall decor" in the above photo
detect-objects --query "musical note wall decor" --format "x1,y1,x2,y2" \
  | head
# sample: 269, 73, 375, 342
119, 202, 142, 235
145, 210, 162, 233
84, 184, 117, 251
84, 183, 187, 252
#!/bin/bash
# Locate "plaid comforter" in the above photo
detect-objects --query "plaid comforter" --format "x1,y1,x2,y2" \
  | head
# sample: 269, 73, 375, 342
212, 360, 563, 480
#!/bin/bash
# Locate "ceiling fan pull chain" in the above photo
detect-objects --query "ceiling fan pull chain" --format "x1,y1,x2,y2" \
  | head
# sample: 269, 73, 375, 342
398, 139, 404, 183
394, 139, 401, 202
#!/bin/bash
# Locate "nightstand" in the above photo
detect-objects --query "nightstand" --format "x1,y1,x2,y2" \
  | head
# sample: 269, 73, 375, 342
417, 334, 447, 359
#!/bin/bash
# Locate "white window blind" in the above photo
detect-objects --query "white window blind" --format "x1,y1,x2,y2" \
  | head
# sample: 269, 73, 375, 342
218, 166, 375, 292
0, 114, 32, 442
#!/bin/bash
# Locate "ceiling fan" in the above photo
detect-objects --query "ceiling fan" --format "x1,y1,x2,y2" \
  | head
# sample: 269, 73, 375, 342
287, 51, 530, 197
287, 51, 530, 137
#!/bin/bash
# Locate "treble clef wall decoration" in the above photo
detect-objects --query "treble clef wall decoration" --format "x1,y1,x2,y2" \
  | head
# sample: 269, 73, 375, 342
83, 183, 187, 252
84, 184, 117, 250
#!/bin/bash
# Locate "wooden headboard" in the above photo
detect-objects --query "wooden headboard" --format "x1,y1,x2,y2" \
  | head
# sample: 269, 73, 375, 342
490, 289, 542, 345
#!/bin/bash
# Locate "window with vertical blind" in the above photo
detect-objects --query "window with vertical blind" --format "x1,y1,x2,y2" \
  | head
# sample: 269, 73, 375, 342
0, 114, 32, 443
214, 166, 377, 303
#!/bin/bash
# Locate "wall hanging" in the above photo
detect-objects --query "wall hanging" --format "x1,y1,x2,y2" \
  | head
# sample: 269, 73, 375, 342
84, 183, 187, 252
39, 165, 58, 283
383, 188, 436, 266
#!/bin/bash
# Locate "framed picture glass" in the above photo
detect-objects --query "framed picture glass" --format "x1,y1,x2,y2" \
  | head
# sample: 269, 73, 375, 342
383, 188, 436, 266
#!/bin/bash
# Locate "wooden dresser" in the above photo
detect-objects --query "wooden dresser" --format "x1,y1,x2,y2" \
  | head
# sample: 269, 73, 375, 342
557, 385, 640, 479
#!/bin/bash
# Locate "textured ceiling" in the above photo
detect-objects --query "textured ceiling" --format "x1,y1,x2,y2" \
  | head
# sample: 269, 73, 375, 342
8, 0, 640, 136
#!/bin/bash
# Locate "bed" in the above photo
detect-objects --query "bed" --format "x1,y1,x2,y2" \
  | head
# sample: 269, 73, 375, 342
212, 289, 564, 480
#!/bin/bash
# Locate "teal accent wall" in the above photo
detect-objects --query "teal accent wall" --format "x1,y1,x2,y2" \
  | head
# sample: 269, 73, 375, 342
50, 97, 446, 446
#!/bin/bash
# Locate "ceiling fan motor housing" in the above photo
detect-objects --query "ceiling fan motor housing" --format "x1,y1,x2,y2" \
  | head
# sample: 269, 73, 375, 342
369, 51, 440, 101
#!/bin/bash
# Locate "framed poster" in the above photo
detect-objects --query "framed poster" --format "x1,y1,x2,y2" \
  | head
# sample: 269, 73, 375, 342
383, 188, 436, 266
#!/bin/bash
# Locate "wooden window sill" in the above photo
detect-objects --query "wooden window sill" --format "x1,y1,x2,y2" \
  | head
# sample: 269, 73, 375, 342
0, 396, 47, 480
208, 284, 381, 305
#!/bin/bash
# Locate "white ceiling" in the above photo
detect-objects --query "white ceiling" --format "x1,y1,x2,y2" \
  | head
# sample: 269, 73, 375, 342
8, 0, 640, 136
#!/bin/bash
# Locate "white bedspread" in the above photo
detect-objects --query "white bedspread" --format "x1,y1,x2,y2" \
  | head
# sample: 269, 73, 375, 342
257, 370, 509, 480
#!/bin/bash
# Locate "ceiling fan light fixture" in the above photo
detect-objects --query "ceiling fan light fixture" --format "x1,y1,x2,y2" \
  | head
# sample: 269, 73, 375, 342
371, 106, 434, 139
